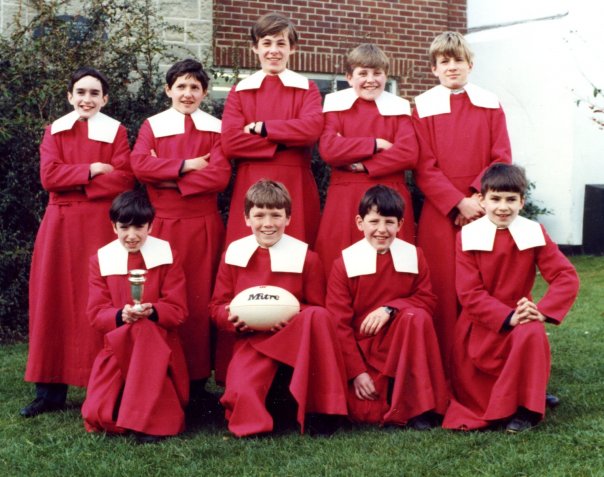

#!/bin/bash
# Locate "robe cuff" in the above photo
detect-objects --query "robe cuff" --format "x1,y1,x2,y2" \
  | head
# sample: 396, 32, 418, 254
260, 123, 267, 137
501, 310, 514, 331
149, 307, 159, 322
116, 309, 124, 328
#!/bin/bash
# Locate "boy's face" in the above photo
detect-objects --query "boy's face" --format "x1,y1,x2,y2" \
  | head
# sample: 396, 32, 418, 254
68, 75, 108, 119
253, 31, 293, 75
245, 206, 291, 248
431, 54, 473, 90
347, 66, 387, 101
165, 74, 207, 115
480, 190, 525, 228
356, 206, 402, 254
113, 222, 152, 253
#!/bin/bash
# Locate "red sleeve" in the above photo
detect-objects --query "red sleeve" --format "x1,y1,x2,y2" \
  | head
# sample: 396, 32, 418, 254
325, 258, 367, 380
130, 120, 183, 182
177, 133, 232, 197
39, 127, 91, 191
301, 251, 327, 307
152, 254, 188, 330
87, 256, 121, 334
209, 255, 236, 331
318, 111, 375, 167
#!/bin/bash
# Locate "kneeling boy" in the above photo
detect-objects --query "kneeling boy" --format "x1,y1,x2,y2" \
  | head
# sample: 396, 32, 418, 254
82, 190, 189, 442
443, 164, 579, 432
210, 180, 348, 437
326, 185, 448, 428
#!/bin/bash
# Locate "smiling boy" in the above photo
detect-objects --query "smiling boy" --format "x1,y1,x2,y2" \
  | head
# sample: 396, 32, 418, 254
326, 185, 448, 429
130, 59, 231, 403
316, 44, 419, 277
210, 180, 347, 437
443, 164, 579, 432
221, 13, 324, 247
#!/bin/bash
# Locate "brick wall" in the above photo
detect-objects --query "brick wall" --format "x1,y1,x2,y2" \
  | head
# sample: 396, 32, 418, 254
214, 0, 467, 99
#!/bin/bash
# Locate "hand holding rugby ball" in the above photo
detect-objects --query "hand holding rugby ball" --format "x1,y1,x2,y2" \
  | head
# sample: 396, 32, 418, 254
229, 285, 300, 331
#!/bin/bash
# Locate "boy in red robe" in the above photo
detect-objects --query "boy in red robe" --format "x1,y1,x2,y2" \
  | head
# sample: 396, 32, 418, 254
412, 32, 512, 375
326, 185, 448, 429
130, 59, 231, 403
22, 67, 135, 417
316, 44, 418, 277
221, 13, 323, 246
210, 180, 348, 437
82, 190, 189, 443
443, 164, 579, 432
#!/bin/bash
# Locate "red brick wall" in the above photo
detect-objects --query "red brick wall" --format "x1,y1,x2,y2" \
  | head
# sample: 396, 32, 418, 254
213, 0, 467, 99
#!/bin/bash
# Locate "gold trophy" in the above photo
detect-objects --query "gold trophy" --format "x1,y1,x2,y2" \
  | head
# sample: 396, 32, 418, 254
128, 269, 147, 312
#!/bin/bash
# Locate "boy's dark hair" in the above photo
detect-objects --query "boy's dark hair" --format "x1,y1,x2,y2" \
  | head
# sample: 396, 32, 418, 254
251, 12, 299, 47
165, 58, 210, 90
244, 179, 292, 217
358, 185, 405, 220
68, 67, 110, 96
110, 190, 155, 226
345, 43, 390, 76
480, 163, 528, 197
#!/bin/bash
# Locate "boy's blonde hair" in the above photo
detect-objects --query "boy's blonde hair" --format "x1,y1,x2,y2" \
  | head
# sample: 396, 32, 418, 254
251, 13, 299, 47
345, 43, 390, 75
244, 179, 292, 217
429, 32, 473, 67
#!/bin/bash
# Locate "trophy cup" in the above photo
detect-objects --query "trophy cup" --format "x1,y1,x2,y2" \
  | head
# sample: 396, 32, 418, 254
128, 269, 147, 312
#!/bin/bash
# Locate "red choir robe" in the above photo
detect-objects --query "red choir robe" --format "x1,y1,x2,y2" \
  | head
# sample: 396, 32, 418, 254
443, 216, 579, 430
316, 89, 419, 276
221, 70, 324, 246
25, 111, 135, 387
130, 108, 231, 380
209, 234, 348, 437
326, 238, 448, 425
82, 237, 189, 436
412, 84, 512, 373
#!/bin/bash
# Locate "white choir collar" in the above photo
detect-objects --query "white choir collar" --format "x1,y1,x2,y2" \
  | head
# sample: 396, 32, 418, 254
51, 111, 120, 143
342, 238, 418, 278
461, 215, 546, 252
97, 236, 174, 276
235, 69, 309, 92
147, 108, 221, 138
414, 83, 500, 118
225, 234, 308, 273
322, 88, 411, 116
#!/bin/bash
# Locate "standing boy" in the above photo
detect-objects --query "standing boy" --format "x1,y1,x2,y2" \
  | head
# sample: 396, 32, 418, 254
317, 44, 418, 276
413, 32, 512, 374
83, 190, 189, 442
221, 13, 324, 246
210, 180, 347, 437
326, 185, 448, 428
22, 67, 134, 417
443, 164, 579, 432
130, 59, 231, 401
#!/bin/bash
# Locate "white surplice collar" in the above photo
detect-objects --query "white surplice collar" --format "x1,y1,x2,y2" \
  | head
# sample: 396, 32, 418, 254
322, 88, 411, 116
414, 83, 500, 119
235, 69, 309, 92
342, 238, 418, 278
51, 111, 120, 143
225, 234, 308, 273
461, 215, 546, 252
147, 108, 222, 138
97, 236, 173, 276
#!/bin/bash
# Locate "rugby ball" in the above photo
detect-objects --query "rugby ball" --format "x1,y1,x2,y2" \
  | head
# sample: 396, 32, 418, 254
229, 285, 300, 331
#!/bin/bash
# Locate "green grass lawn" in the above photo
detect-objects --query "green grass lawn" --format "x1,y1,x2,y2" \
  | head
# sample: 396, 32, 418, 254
1, 256, 603, 477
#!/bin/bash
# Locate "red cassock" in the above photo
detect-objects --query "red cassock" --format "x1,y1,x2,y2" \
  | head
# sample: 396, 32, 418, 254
326, 242, 448, 425
221, 72, 324, 246
443, 227, 579, 430
210, 240, 348, 437
413, 87, 511, 374
26, 117, 134, 387
82, 248, 189, 436
130, 111, 231, 380
316, 92, 418, 276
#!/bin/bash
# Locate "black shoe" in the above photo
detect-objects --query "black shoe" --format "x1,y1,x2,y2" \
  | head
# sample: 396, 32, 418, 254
306, 414, 341, 437
135, 433, 165, 444
546, 393, 560, 408
505, 408, 540, 434
19, 397, 64, 418
408, 412, 438, 431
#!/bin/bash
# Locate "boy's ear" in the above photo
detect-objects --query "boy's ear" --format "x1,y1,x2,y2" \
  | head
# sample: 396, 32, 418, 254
478, 193, 485, 208
101, 94, 109, 107
164, 84, 172, 97
355, 214, 364, 232
112, 222, 118, 234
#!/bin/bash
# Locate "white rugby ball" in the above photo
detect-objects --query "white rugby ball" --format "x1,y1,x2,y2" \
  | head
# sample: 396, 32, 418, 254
229, 285, 300, 331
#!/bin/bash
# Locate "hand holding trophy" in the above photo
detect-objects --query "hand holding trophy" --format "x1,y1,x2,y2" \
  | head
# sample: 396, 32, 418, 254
128, 269, 147, 312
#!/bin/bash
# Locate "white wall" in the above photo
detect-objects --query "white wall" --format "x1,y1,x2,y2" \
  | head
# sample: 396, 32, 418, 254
466, 0, 604, 245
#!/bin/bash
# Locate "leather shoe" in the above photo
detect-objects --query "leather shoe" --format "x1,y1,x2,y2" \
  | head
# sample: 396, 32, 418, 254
505, 408, 540, 434
546, 393, 560, 408
19, 397, 64, 418
408, 412, 437, 431
135, 433, 165, 444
